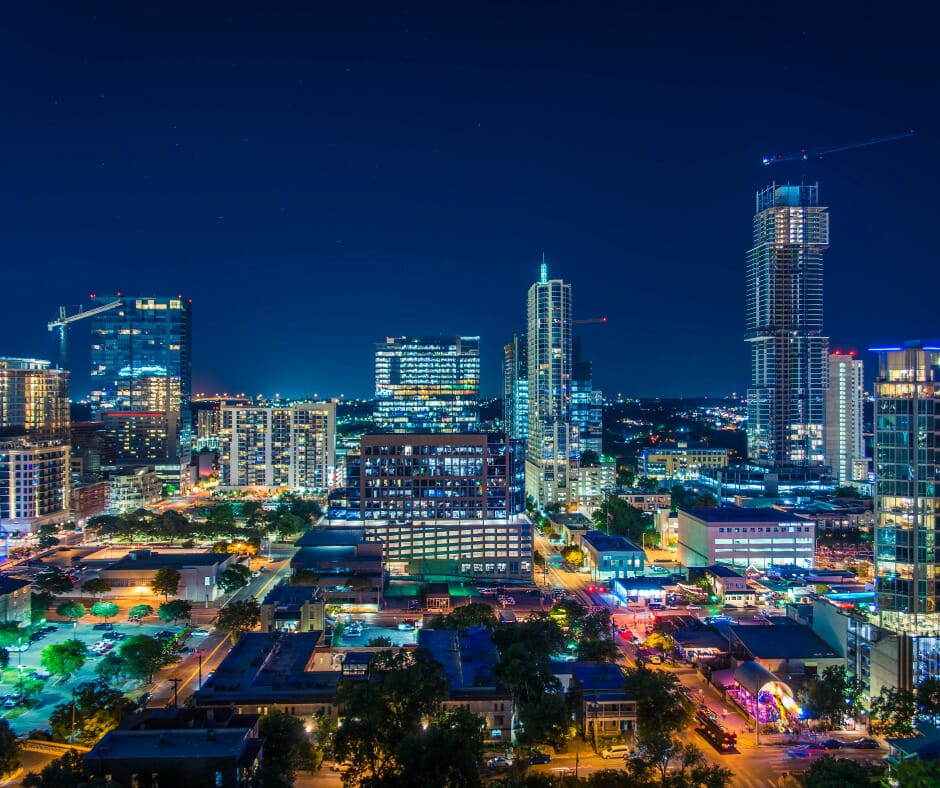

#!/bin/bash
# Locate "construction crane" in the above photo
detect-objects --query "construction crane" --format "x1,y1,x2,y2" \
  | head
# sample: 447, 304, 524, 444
762, 129, 914, 166
574, 317, 608, 325
48, 299, 122, 369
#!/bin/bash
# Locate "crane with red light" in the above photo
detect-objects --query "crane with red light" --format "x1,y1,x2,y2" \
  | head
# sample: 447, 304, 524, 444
762, 130, 914, 167
48, 299, 123, 370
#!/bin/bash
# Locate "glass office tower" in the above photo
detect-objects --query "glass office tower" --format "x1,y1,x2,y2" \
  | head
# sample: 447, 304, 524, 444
90, 296, 192, 472
374, 336, 480, 433
526, 260, 576, 505
746, 183, 829, 468
873, 341, 940, 637
503, 335, 528, 441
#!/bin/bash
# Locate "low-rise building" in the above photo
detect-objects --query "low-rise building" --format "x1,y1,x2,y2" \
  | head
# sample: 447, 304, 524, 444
259, 584, 325, 633
547, 512, 594, 546
106, 465, 162, 511
639, 445, 731, 480
677, 506, 815, 571
574, 457, 617, 509
553, 661, 637, 744
0, 577, 31, 624
99, 549, 237, 603
70, 475, 109, 522
292, 529, 384, 610
705, 565, 755, 607
580, 531, 644, 581
611, 489, 672, 514
728, 619, 842, 678
419, 626, 512, 741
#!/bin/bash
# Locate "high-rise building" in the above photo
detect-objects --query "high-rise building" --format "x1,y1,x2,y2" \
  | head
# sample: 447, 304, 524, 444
0, 358, 69, 440
873, 341, 940, 639
526, 259, 576, 505
746, 183, 829, 468
572, 358, 603, 456
89, 296, 192, 482
219, 401, 336, 490
825, 351, 866, 485
374, 336, 480, 433
0, 357, 70, 532
502, 335, 528, 441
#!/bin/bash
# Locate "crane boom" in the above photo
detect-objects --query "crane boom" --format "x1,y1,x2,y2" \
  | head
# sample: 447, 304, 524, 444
762, 129, 914, 166
48, 299, 123, 369
573, 317, 608, 325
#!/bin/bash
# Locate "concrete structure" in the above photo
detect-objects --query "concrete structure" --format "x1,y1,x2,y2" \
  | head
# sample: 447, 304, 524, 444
99, 549, 237, 603
580, 531, 644, 581
502, 334, 528, 442
259, 584, 325, 633
292, 529, 384, 610
677, 506, 815, 570
359, 433, 521, 522
219, 401, 336, 490
639, 446, 730, 481
745, 183, 829, 469
554, 662, 636, 743
526, 259, 577, 506
374, 336, 480, 433
705, 565, 755, 607
547, 512, 594, 546
419, 626, 513, 741
90, 295, 192, 488
0, 576, 31, 624
612, 489, 672, 514
69, 421, 115, 475
70, 476, 110, 521
728, 619, 842, 678
825, 351, 866, 486
84, 708, 262, 788
0, 438, 70, 532
106, 465, 162, 511
0, 358, 69, 441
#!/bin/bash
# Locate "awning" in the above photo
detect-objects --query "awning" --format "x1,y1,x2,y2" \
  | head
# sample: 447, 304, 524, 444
733, 660, 792, 697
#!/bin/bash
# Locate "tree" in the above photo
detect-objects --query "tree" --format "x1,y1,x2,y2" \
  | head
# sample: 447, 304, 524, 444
580, 449, 600, 468
37, 534, 60, 550
561, 545, 584, 567
157, 599, 193, 623
49, 680, 135, 745
31, 592, 53, 624
917, 676, 940, 719
396, 705, 486, 788
34, 571, 73, 596
622, 663, 694, 743
80, 578, 111, 598
577, 609, 620, 663
367, 636, 393, 647
40, 639, 87, 681
291, 569, 319, 586
94, 652, 125, 684
0, 622, 23, 649
56, 601, 86, 626
0, 718, 20, 778
643, 631, 676, 659
216, 598, 260, 640
870, 685, 918, 737
150, 566, 181, 599
118, 635, 168, 683
272, 512, 306, 540
518, 691, 573, 750
333, 649, 449, 786
128, 603, 153, 621
90, 602, 119, 622
426, 602, 497, 630
690, 492, 718, 509
21, 749, 86, 788
0, 648, 7, 671
800, 665, 861, 729
258, 709, 321, 788
889, 756, 940, 787
833, 486, 860, 499
591, 498, 649, 543
217, 564, 251, 594
804, 754, 869, 787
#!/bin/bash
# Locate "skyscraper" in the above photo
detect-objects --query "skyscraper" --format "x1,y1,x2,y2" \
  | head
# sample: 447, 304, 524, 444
0, 358, 69, 440
746, 183, 829, 469
89, 296, 192, 481
374, 336, 480, 433
526, 259, 576, 505
873, 341, 940, 639
502, 334, 528, 441
571, 339, 603, 456
825, 351, 866, 486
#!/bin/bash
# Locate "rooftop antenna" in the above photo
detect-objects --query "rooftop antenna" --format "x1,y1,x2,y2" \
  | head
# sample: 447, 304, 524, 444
539, 252, 548, 284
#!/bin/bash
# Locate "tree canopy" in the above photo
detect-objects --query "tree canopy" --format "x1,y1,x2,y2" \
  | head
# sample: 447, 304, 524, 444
157, 599, 192, 623
0, 719, 20, 778
49, 680, 136, 746
426, 602, 497, 630
217, 564, 251, 594
90, 601, 119, 621
81, 578, 111, 597
150, 567, 181, 599
118, 635, 169, 683
258, 709, 322, 788
128, 603, 153, 620
216, 598, 261, 640
40, 639, 87, 681
56, 601, 86, 623
799, 665, 862, 729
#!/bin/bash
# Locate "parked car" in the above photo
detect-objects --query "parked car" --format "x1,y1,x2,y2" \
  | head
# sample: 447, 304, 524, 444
499, 596, 516, 606
479, 588, 498, 596
487, 756, 513, 768
851, 738, 880, 749
155, 630, 176, 639
397, 621, 413, 631
785, 748, 810, 758
103, 631, 126, 641
816, 738, 844, 750
128, 616, 142, 623
190, 629, 210, 637
529, 752, 552, 764
92, 623, 114, 631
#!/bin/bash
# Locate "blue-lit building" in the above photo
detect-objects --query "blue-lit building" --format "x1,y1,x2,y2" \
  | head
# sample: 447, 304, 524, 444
90, 296, 192, 485
502, 334, 528, 441
374, 336, 479, 433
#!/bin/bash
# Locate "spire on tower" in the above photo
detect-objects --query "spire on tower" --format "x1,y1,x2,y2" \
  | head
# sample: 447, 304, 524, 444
539, 252, 548, 284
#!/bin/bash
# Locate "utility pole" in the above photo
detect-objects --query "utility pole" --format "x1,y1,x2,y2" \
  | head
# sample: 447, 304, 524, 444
71, 688, 77, 744
197, 652, 204, 691
169, 677, 182, 709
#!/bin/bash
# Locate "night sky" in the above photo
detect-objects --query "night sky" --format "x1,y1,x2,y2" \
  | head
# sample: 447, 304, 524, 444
1, 3, 936, 400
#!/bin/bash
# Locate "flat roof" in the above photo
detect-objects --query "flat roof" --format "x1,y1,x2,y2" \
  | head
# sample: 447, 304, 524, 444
295, 528, 366, 547
729, 622, 840, 660
261, 584, 321, 606
679, 506, 805, 524
0, 576, 30, 595
547, 513, 593, 527
105, 551, 228, 571
570, 662, 628, 692
706, 565, 743, 579
582, 531, 643, 553
419, 626, 501, 694
85, 728, 252, 760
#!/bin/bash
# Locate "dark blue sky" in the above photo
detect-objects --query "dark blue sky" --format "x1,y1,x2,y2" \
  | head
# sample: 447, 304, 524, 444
1, 3, 936, 399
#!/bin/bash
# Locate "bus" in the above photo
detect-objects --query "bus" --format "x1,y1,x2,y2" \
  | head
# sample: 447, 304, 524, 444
695, 709, 737, 751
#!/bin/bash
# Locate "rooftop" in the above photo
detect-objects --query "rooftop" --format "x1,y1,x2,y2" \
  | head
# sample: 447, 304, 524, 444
706, 565, 743, 579
261, 584, 322, 606
570, 662, 628, 693
547, 513, 593, 528
0, 576, 30, 595
419, 626, 501, 694
105, 550, 229, 571
679, 506, 806, 525
582, 531, 643, 553
295, 528, 366, 547
729, 621, 840, 660
84, 728, 255, 761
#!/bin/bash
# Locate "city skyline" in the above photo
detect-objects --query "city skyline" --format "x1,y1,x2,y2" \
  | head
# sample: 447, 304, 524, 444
1, 5, 936, 401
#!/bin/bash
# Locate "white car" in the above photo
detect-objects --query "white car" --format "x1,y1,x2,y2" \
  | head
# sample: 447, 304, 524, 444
397, 621, 413, 631
487, 756, 513, 768
190, 629, 210, 637
499, 596, 516, 606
